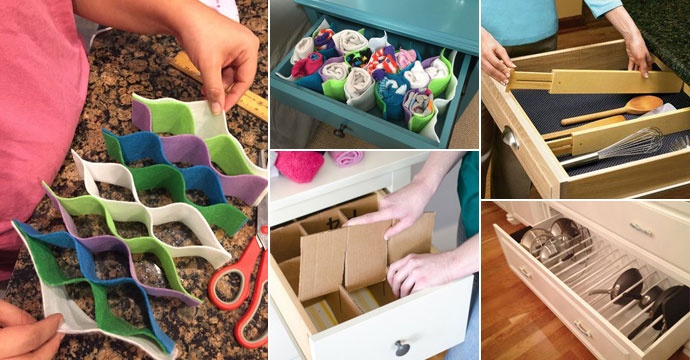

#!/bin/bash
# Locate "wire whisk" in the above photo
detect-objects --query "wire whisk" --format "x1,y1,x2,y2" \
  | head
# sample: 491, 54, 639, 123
670, 134, 690, 152
561, 127, 664, 169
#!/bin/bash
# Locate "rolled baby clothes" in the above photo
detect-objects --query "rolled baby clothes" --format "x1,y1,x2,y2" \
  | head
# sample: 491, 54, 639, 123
403, 61, 431, 89
332, 29, 368, 55
375, 72, 410, 122
368, 31, 390, 53
403, 88, 435, 133
395, 48, 417, 71
290, 37, 314, 65
274, 151, 324, 184
319, 56, 349, 101
329, 151, 364, 168
344, 48, 372, 68
421, 51, 452, 97
424, 58, 449, 79
367, 45, 399, 81
344, 67, 376, 111
313, 28, 335, 51
292, 52, 324, 79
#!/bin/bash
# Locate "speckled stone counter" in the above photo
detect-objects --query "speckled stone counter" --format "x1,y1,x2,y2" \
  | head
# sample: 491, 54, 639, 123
4, 1, 268, 358
625, 0, 690, 84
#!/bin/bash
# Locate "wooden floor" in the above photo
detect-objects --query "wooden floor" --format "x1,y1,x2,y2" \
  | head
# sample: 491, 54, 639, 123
480, 202, 689, 360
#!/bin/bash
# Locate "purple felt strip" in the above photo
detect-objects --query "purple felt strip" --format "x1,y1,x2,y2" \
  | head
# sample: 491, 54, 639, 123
132, 99, 153, 132
44, 186, 200, 307
318, 56, 345, 83
421, 56, 440, 68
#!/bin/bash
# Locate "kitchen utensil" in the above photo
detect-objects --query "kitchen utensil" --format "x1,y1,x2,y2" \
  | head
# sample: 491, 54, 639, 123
628, 285, 690, 340
622, 285, 663, 308
544, 115, 626, 141
539, 237, 560, 266
561, 96, 663, 126
208, 152, 268, 348
528, 233, 554, 258
560, 127, 664, 170
589, 268, 643, 305
519, 228, 551, 253
552, 234, 575, 261
550, 218, 581, 239
670, 134, 690, 152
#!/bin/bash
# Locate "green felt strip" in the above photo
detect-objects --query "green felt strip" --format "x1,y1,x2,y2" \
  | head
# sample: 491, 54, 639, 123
133, 95, 196, 135
322, 78, 347, 101
204, 135, 256, 176
374, 82, 387, 114
44, 186, 201, 304
18, 226, 166, 351
427, 50, 453, 98
409, 109, 435, 133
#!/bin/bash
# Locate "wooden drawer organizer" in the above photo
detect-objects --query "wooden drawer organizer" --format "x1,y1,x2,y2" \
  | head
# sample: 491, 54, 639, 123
270, 191, 473, 359
494, 206, 690, 360
482, 39, 690, 198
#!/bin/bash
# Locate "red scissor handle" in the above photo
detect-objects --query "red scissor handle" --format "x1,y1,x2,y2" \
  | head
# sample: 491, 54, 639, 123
235, 250, 268, 348
208, 237, 262, 311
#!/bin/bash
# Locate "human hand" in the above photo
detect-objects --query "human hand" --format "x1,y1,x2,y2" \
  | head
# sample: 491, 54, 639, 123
176, 7, 259, 114
387, 252, 456, 298
0, 300, 64, 360
625, 34, 652, 78
481, 27, 515, 85
343, 179, 435, 240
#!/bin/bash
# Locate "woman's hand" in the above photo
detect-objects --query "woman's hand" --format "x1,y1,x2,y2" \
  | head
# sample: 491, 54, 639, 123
625, 33, 652, 77
481, 27, 515, 85
387, 252, 456, 298
0, 300, 64, 360
176, 8, 260, 114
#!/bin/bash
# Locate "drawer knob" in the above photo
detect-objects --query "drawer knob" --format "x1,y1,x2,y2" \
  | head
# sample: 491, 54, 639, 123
519, 266, 532, 279
502, 126, 520, 150
333, 124, 350, 138
574, 320, 592, 337
629, 223, 653, 237
394, 340, 410, 357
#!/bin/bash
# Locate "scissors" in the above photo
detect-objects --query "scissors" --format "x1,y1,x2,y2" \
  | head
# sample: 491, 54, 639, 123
208, 152, 268, 348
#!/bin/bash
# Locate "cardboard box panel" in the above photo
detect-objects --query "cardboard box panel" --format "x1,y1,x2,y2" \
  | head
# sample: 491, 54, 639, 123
387, 212, 436, 264
302, 286, 364, 332
299, 208, 349, 234
279, 256, 301, 294
343, 221, 389, 291
299, 228, 348, 301
271, 222, 306, 263
338, 192, 380, 219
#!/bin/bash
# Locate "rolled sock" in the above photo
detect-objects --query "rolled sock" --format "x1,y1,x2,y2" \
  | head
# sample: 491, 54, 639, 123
344, 48, 372, 68
314, 29, 335, 51
290, 37, 314, 64
403, 61, 431, 89
319, 59, 349, 82
292, 52, 324, 79
332, 29, 368, 55
368, 45, 398, 81
344, 67, 375, 111
368, 31, 390, 53
425, 58, 449, 79
274, 151, 324, 184
395, 48, 417, 70
329, 151, 364, 167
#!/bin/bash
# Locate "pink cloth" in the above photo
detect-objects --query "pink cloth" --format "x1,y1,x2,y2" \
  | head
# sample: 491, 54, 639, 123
291, 53, 324, 79
0, 0, 89, 280
329, 151, 364, 168
395, 48, 417, 70
275, 151, 324, 184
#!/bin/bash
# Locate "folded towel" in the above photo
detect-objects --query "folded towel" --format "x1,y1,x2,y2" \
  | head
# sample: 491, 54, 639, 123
403, 61, 431, 89
290, 37, 314, 64
403, 88, 435, 133
368, 31, 390, 53
275, 151, 324, 184
345, 67, 376, 111
319, 57, 349, 101
375, 72, 410, 122
424, 58, 449, 79
329, 151, 364, 168
344, 48, 372, 68
313, 28, 335, 51
367, 45, 399, 81
396, 48, 417, 70
292, 52, 324, 79
332, 29, 368, 55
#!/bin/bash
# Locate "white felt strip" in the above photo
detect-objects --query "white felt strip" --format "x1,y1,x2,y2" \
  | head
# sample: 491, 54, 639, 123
420, 50, 458, 143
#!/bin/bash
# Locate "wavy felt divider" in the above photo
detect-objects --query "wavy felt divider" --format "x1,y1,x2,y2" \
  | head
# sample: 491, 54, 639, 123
102, 129, 266, 207
43, 184, 202, 305
130, 93, 267, 179
71, 151, 232, 268
13, 221, 177, 357
419, 49, 459, 143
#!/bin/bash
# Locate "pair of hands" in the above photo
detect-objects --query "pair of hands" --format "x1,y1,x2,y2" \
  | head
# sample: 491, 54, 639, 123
0, 300, 64, 360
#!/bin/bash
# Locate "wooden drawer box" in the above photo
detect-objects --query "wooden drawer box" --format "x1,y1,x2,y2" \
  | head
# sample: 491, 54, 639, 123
493, 202, 690, 360
270, 192, 474, 359
482, 39, 690, 198
270, 12, 477, 149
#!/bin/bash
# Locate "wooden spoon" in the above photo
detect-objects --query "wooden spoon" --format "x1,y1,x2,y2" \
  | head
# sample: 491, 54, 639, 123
561, 95, 663, 126
543, 115, 626, 141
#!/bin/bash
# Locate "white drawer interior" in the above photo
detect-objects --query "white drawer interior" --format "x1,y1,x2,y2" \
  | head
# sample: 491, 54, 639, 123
508, 213, 690, 357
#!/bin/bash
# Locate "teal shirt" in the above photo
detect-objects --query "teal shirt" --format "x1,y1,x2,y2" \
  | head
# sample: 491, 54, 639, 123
482, 0, 623, 46
457, 152, 479, 239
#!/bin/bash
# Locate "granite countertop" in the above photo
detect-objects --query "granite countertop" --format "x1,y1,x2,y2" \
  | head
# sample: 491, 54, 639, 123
4, 0, 268, 358
625, 0, 690, 84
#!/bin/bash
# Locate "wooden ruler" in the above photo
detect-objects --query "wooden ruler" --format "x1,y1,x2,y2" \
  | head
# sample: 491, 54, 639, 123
506, 69, 684, 94
170, 51, 268, 122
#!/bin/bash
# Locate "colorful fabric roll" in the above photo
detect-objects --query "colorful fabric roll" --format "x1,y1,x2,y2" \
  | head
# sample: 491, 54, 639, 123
344, 48, 372, 68
329, 151, 364, 168
313, 28, 335, 51
395, 48, 417, 70
403, 61, 431, 89
290, 37, 314, 64
367, 45, 399, 81
344, 67, 376, 111
292, 52, 324, 79
403, 88, 435, 133
332, 29, 368, 55
319, 56, 350, 101
275, 151, 324, 184
375, 72, 410, 122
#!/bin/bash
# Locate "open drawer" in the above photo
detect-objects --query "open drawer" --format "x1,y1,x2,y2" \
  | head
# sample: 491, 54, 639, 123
482, 39, 690, 198
270, 191, 473, 359
493, 207, 690, 360
270, 11, 478, 149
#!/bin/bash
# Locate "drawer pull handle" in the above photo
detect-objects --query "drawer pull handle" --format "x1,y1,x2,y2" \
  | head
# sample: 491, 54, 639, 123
394, 340, 410, 357
629, 223, 653, 237
574, 321, 592, 337
502, 126, 520, 150
333, 124, 350, 138
519, 266, 532, 279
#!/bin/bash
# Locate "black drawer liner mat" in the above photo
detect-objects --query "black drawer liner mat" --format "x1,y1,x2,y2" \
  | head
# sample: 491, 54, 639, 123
512, 89, 690, 177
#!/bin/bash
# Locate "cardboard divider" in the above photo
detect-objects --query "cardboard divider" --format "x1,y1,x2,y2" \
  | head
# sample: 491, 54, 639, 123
348, 280, 398, 313
270, 222, 304, 263
302, 286, 364, 332
278, 256, 301, 294
298, 208, 349, 235
337, 192, 380, 219
387, 212, 435, 265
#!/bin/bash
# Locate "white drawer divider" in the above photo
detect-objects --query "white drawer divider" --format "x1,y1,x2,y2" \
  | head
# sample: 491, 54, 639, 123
557, 245, 615, 280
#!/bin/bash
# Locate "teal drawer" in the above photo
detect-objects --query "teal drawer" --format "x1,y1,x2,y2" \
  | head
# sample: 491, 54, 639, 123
270, 14, 477, 149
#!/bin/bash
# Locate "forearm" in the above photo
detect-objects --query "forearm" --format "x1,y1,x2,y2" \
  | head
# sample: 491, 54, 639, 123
448, 234, 479, 280
605, 6, 642, 42
413, 151, 466, 194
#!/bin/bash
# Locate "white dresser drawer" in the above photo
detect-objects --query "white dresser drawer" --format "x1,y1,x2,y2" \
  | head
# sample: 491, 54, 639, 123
493, 210, 690, 360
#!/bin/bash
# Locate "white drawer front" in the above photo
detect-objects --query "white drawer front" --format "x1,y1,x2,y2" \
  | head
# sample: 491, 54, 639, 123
309, 275, 474, 360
